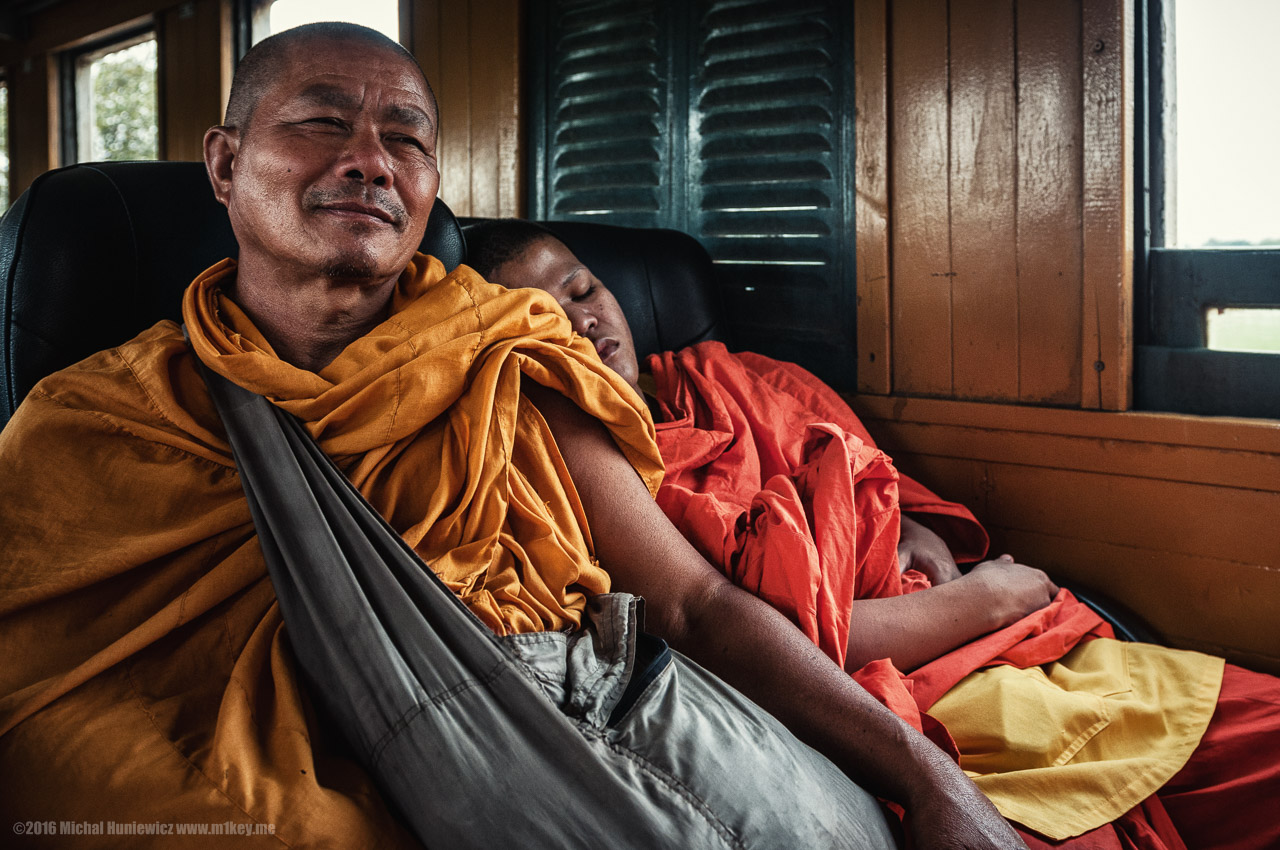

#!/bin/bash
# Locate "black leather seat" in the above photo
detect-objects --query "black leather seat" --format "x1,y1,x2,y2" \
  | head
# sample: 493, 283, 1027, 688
0, 160, 465, 429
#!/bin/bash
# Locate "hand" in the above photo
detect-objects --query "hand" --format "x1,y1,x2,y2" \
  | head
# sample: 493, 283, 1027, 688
898, 514, 963, 585
967, 555, 1058, 628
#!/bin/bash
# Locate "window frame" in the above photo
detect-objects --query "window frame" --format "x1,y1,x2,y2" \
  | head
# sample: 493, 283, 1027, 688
57, 23, 159, 166
1135, 0, 1280, 419
0, 74, 9, 209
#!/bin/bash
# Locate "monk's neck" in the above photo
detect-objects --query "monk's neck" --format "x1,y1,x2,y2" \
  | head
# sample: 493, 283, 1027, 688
230, 265, 399, 373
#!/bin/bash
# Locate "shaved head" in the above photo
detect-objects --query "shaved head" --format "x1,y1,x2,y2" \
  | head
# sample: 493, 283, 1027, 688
223, 22, 437, 134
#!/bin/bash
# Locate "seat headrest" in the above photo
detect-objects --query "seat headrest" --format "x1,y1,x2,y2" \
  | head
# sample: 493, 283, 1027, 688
462, 219, 728, 364
0, 161, 464, 427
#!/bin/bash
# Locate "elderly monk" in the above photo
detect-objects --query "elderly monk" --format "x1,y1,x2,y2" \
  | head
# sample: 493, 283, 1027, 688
469, 218, 1280, 850
0, 22, 1030, 850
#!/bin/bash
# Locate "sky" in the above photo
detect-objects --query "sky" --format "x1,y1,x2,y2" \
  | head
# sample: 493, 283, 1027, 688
1173, 0, 1280, 247
268, 0, 400, 43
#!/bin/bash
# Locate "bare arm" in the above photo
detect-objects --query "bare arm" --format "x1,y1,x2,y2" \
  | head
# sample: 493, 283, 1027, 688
847, 556, 1058, 673
526, 384, 1025, 849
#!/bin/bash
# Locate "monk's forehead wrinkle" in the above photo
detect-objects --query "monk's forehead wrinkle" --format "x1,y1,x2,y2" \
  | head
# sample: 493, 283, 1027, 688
294, 82, 435, 132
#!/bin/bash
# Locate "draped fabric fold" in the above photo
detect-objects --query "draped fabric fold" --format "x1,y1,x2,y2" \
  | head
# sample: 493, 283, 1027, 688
194, 355, 897, 850
0, 255, 663, 845
644, 341, 1224, 841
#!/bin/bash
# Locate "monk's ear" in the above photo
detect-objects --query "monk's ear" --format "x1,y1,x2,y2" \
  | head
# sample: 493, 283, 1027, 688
204, 126, 240, 208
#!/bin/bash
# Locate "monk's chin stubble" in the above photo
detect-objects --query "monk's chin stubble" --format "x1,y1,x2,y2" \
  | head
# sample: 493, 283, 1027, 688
322, 255, 380, 281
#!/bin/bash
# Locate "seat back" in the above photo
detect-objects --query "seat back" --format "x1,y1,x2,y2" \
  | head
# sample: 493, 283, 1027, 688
0, 161, 465, 428
462, 219, 729, 363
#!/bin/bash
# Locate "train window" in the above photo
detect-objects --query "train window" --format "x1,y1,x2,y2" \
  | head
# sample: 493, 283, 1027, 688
527, 0, 857, 389
249, 0, 400, 44
1, 78, 8, 208
62, 31, 158, 164
1136, 0, 1280, 419
1206, 308, 1280, 354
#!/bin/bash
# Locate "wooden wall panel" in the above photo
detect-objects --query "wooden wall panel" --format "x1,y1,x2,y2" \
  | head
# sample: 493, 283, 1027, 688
853, 395, 1280, 675
853, 0, 891, 394
6, 55, 57, 206
1080, 0, 1134, 409
1015, 0, 1083, 404
411, 0, 523, 218
158, 0, 232, 163
948, 0, 1018, 401
890, 0, 952, 397
872, 0, 1131, 410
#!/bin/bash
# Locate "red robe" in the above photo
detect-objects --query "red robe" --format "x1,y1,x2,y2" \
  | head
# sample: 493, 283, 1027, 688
648, 342, 1110, 715
646, 342, 1280, 850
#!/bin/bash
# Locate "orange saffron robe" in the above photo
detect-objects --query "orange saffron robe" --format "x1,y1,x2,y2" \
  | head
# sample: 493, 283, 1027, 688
0, 255, 662, 846
646, 341, 1222, 840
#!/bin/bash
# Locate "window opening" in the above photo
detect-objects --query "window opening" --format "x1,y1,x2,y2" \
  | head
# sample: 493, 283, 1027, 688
1205, 308, 1280, 354
1167, 0, 1280, 249
250, 0, 400, 44
1136, 0, 1280, 419
71, 31, 158, 163
0, 79, 9, 208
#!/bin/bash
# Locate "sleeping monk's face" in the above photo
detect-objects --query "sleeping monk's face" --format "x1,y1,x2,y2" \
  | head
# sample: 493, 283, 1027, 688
489, 236, 643, 395
208, 36, 439, 285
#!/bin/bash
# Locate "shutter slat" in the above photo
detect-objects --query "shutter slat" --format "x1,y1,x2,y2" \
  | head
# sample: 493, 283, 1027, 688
688, 0, 853, 384
545, 0, 664, 224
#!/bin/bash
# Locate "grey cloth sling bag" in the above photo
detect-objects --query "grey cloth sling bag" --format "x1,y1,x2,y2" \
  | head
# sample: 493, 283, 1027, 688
196, 355, 897, 850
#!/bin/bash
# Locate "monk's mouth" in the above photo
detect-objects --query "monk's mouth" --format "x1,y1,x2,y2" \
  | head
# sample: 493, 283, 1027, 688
318, 204, 396, 225
596, 339, 619, 362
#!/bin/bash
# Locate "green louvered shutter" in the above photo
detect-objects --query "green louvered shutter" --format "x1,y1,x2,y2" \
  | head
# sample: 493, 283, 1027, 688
529, 0, 856, 387
529, 0, 670, 227
688, 0, 854, 384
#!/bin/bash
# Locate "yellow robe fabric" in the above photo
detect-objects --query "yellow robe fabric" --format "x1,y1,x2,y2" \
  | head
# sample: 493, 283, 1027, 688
0, 255, 662, 847
930, 638, 1223, 840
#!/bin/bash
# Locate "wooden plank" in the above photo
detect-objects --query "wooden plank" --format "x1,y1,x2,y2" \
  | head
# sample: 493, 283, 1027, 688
465, 0, 497, 215
869, 420, 1280, 494
889, 0, 952, 396
495, 0, 523, 217
465, 0, 522, 217
7, 54, 57, 201
976, 461, 1280, 570
853, 0, 891, 395
1080, 0, 1134, 409
1015, 0, 1084, 404
412, 0, 453, 204
157, 0, 231, 163
849, 394, 1280, 454
948, 0, 1019, 401
996, 528, 1280, 675
414, 0, 473, 213
881, 449, 1280, 583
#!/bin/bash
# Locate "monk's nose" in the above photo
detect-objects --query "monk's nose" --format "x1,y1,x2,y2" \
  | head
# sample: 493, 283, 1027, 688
568, 307, 597, 338
340, 130, 393, 187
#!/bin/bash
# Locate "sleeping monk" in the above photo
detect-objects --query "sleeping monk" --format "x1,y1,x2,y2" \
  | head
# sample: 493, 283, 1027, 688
467, 217, 1280, 850
0, 21, 1030, 850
